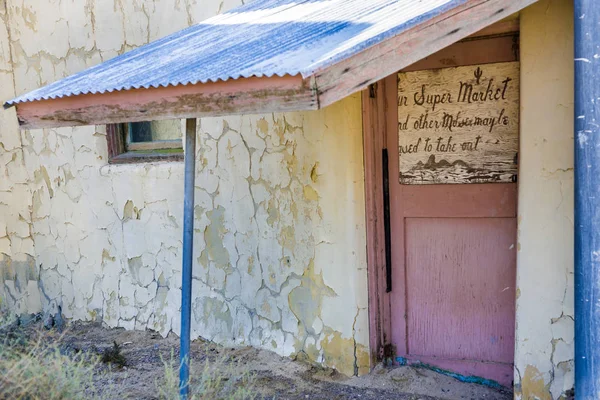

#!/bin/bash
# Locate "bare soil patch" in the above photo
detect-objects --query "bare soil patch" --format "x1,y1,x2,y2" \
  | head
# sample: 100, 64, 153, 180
9, 320, 513, 400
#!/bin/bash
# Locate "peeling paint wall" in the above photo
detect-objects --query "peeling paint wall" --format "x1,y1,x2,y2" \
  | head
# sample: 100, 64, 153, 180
0, 0, 369, 376
0, 0, 40, 316
515, 1, 574, 398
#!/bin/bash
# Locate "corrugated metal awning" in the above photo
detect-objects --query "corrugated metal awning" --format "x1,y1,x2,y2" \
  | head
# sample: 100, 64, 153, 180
5, 0, 535, 129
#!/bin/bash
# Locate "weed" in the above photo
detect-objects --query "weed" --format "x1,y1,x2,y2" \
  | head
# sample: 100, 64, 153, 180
101, 341, 127, 368
156, 350, 256, 400
0, 311, 107, 400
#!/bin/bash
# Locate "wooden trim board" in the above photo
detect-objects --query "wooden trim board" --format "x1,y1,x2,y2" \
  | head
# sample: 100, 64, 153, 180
14, 75, 316, 129
127, 140, 182, 151
106, 123, 125, 159
109, 151, 184, 164
468, 16, 519, 38
362, 80, 393, 364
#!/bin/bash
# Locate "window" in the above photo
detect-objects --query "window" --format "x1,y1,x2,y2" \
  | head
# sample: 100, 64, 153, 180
106, 119, 184, 163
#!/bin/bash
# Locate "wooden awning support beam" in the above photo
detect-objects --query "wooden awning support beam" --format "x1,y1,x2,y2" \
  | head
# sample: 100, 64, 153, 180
14, 75, 316, 129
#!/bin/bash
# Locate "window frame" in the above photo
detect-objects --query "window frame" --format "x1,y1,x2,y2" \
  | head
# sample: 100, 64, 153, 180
106, 122, 184, 164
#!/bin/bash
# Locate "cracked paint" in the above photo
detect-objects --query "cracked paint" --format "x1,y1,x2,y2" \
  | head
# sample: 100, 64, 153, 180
0, 0, 369, 377
321, 328, 370, 377
514, 1, 575, 399
289, 260, 336, 333
0, 0, 40, 317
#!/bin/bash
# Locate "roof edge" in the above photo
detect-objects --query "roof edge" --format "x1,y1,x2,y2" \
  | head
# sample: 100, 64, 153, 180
313, 0, 535, 108
14, 75, 317, 129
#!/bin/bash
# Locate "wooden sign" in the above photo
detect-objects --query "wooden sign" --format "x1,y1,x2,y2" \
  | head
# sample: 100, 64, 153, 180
397, 62, 519, 184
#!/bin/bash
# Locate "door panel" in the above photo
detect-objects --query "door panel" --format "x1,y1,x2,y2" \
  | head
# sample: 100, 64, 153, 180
382, 34, 519, 387
401, 184, 517, 218
405, 217, 516, 362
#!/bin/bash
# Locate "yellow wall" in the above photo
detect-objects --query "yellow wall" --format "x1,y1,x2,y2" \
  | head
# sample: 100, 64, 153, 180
515, 1, 574, 398
0, 0, 369, 376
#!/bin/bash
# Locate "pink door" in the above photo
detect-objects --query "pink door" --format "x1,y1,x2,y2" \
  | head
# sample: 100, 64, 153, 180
384, 34, 518, 387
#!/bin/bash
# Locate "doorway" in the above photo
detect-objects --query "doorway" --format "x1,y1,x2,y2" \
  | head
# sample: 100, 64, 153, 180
364, 29, 520, 387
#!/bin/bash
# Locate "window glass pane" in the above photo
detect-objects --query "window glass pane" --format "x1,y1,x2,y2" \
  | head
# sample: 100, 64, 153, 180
129, 119, 181, 143
130, 121, 152, 142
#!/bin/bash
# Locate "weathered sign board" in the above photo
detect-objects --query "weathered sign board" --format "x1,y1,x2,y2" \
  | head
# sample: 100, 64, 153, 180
397, 62, 519, 184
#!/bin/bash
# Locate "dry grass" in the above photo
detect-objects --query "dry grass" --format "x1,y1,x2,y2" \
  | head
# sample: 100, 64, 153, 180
0, 313, 106, 400
0, 311, 256, 400
156, 351, 256, 400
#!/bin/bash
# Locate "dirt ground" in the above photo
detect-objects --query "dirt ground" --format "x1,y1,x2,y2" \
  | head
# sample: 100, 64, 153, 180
27, 321, 512, 400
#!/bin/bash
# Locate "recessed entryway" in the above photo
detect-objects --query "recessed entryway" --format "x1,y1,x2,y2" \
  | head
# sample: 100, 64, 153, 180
363, 28, 520, 388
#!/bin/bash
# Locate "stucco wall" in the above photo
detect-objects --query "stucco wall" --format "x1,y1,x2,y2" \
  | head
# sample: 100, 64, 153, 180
0, 0, 369, 376
515, 1, 574, 398
0, 0, 39, 316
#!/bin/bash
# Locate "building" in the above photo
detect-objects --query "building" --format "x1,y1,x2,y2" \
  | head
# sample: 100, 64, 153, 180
0, 0, 583, 398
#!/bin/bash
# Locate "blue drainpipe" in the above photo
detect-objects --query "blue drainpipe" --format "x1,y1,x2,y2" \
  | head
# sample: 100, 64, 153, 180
574, 0, 600, 397
179, 118, 197, 398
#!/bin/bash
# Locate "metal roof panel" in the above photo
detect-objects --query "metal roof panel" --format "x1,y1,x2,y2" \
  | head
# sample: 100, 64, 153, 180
5, 0, 465, 106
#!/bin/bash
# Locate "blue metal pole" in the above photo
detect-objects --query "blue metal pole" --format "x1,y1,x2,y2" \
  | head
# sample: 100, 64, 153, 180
574, 1, 600, 398
179, 118, 196, 399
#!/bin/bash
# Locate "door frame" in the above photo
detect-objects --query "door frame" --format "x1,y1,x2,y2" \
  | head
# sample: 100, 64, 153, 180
362, 19, 521, 366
